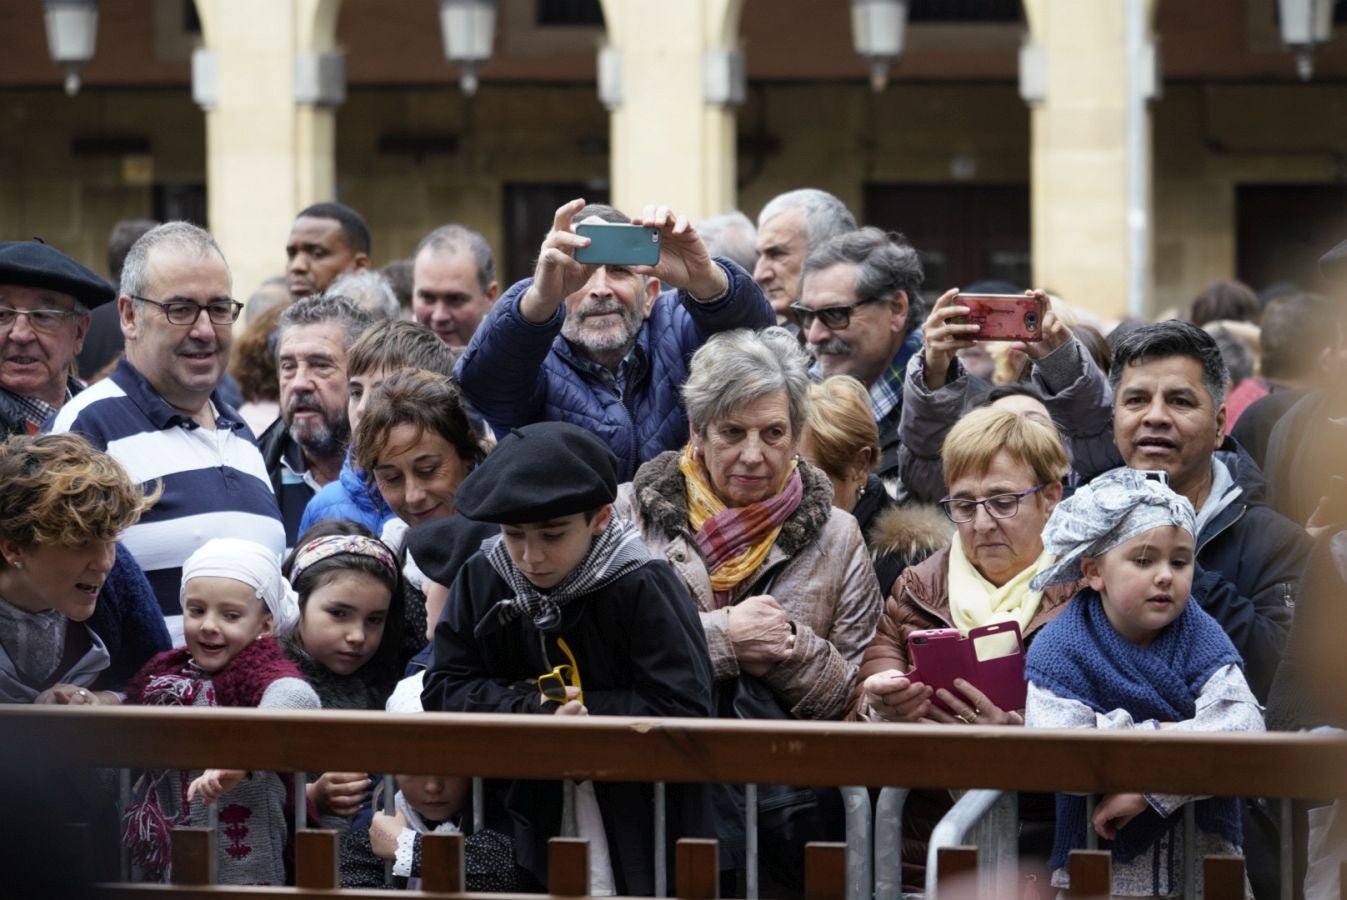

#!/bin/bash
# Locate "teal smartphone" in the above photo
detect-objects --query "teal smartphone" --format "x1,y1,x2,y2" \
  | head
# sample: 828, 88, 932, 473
574, 222, 661, 266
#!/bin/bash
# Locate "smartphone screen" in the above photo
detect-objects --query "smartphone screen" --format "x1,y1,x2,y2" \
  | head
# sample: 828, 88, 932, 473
574, 223, 661, 266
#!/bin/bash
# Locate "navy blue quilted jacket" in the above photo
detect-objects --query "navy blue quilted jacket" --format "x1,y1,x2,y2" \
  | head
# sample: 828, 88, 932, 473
454, 258, 773, 482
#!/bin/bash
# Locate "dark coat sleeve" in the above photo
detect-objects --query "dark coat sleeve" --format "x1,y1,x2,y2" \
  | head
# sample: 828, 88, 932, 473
452, 281, 562, 436
577, 561, 714, 719
1266, 529, 1345, 731
89, 544, 172, 692
339, 825, 397, 889
421, 558, 550, 715
1194, 504, 1308, 703
673, 258, 773, 342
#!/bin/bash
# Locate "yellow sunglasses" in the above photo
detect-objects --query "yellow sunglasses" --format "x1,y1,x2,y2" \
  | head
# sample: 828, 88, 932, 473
538, 637, 584, 705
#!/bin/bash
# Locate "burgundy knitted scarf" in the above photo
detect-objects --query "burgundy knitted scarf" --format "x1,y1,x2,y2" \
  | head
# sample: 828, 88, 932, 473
126, 636, 303, 708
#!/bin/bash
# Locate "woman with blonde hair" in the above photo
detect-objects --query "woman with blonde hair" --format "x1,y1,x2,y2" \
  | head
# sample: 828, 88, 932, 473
852, 406, 1080, 891
0, 433, 165, 703
802, 376, 949, 592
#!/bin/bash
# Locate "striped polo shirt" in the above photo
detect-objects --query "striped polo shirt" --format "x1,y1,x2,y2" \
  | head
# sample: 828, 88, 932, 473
48, 358, 285, 646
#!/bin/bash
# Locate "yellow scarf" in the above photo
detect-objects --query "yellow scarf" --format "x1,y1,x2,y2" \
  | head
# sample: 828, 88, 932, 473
679, 444, 799, 595
946, 534, 1056, 660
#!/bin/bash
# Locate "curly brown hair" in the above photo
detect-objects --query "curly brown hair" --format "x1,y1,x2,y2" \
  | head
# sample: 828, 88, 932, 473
0, 433, 159, 563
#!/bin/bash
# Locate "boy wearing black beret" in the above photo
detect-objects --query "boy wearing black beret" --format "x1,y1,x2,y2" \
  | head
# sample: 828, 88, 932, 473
421, 421, 714, 896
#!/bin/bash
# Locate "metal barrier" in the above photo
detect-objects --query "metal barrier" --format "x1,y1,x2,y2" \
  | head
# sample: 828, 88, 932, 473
922, 790, 1017, 899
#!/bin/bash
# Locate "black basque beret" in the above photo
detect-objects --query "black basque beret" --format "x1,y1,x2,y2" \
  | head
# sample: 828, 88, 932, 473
405, 515, 499, 588
0, 240, 116, 309
453, 422, 619, 525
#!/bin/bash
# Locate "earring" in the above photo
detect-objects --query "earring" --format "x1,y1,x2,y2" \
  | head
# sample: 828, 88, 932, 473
10, 560, 21, 570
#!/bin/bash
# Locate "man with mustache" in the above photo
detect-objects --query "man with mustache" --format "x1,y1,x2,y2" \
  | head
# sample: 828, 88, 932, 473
50, 222, 286, 644
795, 227, 926, 490
454, 200, 773, 481
257, 294, 378, 544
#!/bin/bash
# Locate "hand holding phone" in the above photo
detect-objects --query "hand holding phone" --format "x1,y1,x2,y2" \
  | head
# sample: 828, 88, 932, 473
948, 294, 1044, 343
574, 222, 661, 266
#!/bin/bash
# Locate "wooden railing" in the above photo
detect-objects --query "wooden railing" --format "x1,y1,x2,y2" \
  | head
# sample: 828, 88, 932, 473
6, 705, 1347, 898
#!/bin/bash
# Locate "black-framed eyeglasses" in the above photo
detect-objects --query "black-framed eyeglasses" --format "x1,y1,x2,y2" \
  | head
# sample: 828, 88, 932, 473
789, 296, 886, 331
939, 484, 1046, 523
0, 307, 82, 333
130, 295, 243, 326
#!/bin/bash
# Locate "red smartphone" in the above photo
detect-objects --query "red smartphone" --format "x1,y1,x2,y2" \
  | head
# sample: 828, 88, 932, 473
905, 621, 1027, 714
950, 294, 1043, 342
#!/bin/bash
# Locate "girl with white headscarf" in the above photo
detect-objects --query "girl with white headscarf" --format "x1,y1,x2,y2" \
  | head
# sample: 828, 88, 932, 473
121, 538, 319, 886
1024, 469, 1263, 897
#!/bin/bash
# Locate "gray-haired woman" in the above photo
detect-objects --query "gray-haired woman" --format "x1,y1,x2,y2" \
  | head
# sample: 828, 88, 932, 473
614, 328, 882, 720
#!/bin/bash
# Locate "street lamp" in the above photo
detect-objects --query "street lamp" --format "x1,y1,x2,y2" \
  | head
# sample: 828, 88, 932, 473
438, 0, 496, 97
43, 0, 99, 97
850, 0, 908, 92
1279, 0, 1334, 80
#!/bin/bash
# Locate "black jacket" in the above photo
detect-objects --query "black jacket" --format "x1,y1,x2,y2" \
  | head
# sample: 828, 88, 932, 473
256, 417, 317, 545
422, 551, 715, 895
1194, 439, 1310, 702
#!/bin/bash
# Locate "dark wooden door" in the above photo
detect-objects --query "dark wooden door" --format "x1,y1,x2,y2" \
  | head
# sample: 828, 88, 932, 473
864, 183, 1030, 295
1236, 184, 1347, 291
503, 182, 611, 285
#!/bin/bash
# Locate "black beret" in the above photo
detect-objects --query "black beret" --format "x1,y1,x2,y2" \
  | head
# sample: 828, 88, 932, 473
405, 515, 499, 588
0, 241, 116, 309
453, 422, 619, 525
1319, 237, 1347, 281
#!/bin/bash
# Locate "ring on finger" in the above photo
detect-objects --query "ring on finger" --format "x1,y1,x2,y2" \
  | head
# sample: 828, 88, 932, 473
958, 711, 976, 724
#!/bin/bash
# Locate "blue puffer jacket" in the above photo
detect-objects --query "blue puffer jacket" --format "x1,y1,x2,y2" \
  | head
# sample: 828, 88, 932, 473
454, 258, 773, 482
299, 453, 397, 537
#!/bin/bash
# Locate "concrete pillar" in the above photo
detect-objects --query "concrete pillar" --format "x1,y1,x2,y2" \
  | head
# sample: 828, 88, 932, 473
1023, 0, 1156, 320
599, 0, 743, 220
193, 0, 342, 299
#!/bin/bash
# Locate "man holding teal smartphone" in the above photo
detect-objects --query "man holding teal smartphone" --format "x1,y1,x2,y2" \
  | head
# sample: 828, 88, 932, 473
454, 199, 772, 481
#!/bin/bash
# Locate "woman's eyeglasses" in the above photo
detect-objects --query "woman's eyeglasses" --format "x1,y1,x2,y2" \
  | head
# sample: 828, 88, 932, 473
788, 296, 886, 331
538, 636, 584, 705
939, 484, 1046, 523
129, 295, 244, 326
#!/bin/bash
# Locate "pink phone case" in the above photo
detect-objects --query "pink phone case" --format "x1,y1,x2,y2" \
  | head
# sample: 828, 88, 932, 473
905, 621, 1027, 714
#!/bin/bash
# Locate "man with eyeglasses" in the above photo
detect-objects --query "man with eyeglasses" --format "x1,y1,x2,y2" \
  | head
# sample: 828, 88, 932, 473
51, 222, 286, 644
794, 227, 926, 493
0, 241, 111, 437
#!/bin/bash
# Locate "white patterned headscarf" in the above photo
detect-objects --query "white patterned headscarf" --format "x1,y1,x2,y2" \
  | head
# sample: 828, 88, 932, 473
1030, 468, 1196, 591
180, 538, 300, 637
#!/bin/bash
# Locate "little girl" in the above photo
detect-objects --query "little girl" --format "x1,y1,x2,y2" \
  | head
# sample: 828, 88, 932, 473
1024, 468, 1264, 897
281, 520, 403, 822
123, 538, 319, 885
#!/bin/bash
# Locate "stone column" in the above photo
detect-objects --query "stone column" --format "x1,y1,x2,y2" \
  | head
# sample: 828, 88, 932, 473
193, 0, 342, 299
1022, 0, 1157, 319
599, 0, 743, 220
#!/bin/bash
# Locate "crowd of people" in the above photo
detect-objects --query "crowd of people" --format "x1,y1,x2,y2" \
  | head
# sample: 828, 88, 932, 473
0, 186, 1343, 899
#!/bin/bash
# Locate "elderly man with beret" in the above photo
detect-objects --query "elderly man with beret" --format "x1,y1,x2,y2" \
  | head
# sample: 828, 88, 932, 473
0, 241, 113, 436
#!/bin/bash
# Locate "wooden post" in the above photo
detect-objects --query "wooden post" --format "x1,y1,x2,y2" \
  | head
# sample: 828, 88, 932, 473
294, 829, 339, 889
804, 841, 847, 900
170, 827, 215, 885
549, 837, 590, 896
675, 838, 719, 899
1068, 849, 1112, 898
420, 832, 465, 893
935, 846, 978, 897
1203, 855, 1247, 900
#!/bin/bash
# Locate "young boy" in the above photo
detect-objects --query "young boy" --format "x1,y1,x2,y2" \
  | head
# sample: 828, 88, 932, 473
421, 422, 715, 896
1024, 469, 1264, 897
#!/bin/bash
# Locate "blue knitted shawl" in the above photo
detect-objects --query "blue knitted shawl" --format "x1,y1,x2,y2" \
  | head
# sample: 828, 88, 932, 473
1024, 589, 1243, 871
